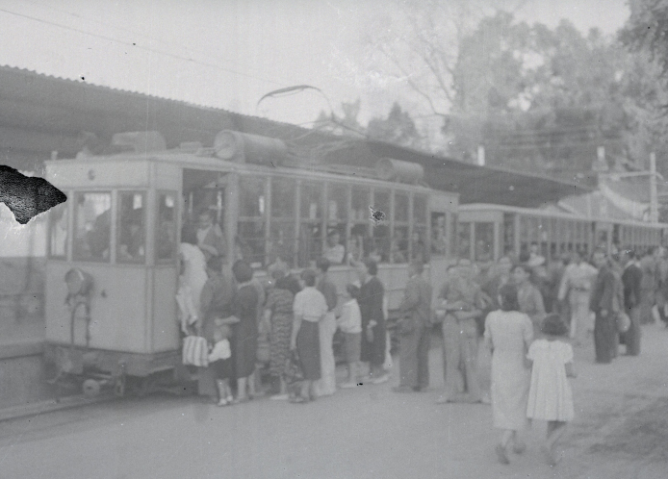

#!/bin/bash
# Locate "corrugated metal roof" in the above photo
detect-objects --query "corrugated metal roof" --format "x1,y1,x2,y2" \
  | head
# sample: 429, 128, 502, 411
0, 64, 592, 207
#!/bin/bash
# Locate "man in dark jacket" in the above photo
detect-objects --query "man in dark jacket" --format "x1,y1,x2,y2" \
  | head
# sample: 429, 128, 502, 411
394, 262, 433, 393
621, 249, 643, 356
590, 250, 624, 363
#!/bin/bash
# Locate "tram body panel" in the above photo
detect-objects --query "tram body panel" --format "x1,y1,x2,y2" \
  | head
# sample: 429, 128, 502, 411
46, 159, 150, 189
151, 266, 180, 353
45, 262, 150, 353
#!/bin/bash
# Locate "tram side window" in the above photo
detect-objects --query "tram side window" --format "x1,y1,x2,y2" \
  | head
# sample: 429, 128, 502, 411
238, 177, 266, 268
503, 213, 515, 257
117, 192, 146, 263
73, 192, 112, 261
48, 202, 68, 258
474, 222, 494, 262
349, 186, 369, 263
393, 192, 410, 263
457, 221, 471, 260
371, 189, 391, 263
270, 177, 296, 267
325, 184, 348, 265
411, 194, 429, 263
298, 181, 324, 268
430, 212, 447, 257
157, 193, 177, 261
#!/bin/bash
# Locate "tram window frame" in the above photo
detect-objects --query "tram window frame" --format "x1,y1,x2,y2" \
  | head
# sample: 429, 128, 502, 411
237, 176, 267, 269
156, 191, 178, 263
72, 191, 113, 263
297, 179, 325, 268
117, 191, 147, 265
502, 213, 515, 257
47, 201, 69, 259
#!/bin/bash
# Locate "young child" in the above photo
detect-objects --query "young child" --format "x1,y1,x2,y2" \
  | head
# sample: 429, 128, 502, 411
208, 324, 234, 407
526, 313, 578, 466
337, 284, 362, 388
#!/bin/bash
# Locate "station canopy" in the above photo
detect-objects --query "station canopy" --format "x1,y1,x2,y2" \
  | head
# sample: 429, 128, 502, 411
325, 140, 591, 208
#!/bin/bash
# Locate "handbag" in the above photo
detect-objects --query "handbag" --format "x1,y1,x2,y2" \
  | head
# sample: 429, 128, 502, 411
617, 311, 631, 333
182, 335, 209, 367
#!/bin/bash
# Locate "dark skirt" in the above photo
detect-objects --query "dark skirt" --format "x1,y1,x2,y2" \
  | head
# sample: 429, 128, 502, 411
211, 358, 233, 380
231, 322, 258, 379
296, 320, 321, 381
361, 321, 387, 367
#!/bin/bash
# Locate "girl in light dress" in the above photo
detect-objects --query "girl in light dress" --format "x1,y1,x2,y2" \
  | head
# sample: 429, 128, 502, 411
526, 313, 578, 466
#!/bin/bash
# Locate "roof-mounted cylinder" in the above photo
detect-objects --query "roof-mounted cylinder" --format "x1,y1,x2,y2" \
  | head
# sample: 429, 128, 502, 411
375, 158, 424, 183
214, 130, 287, 164
110, 131, 166, 153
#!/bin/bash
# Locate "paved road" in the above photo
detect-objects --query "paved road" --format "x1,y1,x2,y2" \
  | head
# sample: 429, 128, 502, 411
1, 323, 667, 479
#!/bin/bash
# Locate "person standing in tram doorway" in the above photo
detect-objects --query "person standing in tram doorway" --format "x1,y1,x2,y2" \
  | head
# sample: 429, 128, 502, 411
314, 258, 338, 397
557, 250, 597, 347
357, 259, 389, 384
197, 210, 226, 263
393, 261, 432, 393
620, 249, 642, 356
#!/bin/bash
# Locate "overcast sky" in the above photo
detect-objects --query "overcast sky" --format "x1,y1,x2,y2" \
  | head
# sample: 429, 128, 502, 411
0, 0, 630, 126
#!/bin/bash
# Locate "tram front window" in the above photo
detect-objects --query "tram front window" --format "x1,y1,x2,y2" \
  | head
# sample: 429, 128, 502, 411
73, 192, 112, 261
238, 177, 266, 268
157, 193, 177, 261
118, 192, 146, 263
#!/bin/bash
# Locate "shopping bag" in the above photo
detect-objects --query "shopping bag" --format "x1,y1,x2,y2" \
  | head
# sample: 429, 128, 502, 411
182, 335, 209, 367
617, 311, 631, 333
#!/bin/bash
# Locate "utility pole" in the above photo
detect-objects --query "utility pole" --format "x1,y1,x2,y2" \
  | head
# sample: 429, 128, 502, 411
650, 152, 659, 223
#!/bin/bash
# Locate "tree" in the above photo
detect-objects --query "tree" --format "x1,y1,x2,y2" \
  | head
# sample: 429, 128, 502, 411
313, 98, 366, 137
620, 0, 668, 74
367, 103, 421, 148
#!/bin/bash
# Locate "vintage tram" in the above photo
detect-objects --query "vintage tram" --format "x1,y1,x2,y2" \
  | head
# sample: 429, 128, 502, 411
458, 203, 668, 263
42, 130, 458, 396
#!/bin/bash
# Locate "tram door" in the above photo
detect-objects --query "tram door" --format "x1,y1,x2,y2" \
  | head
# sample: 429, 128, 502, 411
594, 222, 613, 254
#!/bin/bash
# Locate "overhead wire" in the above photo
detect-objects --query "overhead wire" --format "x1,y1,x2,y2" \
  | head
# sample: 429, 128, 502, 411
16, 0, 300, 88
0, 6, 289, 88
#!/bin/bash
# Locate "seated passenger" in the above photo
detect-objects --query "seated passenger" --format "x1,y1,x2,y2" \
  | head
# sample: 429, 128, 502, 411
87, 209, 111, 259
197, 210, 226, 262
323, 230, 345, 265
410, 231, 430, 264
119, 209, 145, 261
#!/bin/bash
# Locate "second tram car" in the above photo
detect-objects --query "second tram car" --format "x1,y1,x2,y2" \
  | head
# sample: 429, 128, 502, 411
458, 203, 668, 262
42, 130, 458, 395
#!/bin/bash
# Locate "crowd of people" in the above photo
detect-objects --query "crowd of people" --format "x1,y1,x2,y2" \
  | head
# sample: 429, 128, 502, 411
175, 212, 667, 466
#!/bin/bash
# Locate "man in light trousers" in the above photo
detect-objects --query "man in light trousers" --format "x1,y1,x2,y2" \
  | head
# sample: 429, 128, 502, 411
558, 250, 597, 346
315, 258, 338, 397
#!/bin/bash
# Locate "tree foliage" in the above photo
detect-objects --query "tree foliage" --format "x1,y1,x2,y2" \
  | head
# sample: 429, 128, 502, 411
367, 103, 421, 148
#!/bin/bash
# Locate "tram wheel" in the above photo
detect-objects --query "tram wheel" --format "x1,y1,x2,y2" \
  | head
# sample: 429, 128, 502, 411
82, 379, 101, 398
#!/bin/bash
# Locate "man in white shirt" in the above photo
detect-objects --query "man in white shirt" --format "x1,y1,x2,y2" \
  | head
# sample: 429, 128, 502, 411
197, 210, 226, 262
558, 250, 598, 346
323, 230, 345, 265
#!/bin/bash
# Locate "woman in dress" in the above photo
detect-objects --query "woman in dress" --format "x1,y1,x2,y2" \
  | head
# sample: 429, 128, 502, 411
484, 283, 534, 465
357, 259, 388, 384
513, 263, 546, 337
264, 266, 295, 399
197, 255, 236, 401
176, 226, 208, 334
231, 260, 259, 402
290, 269, 328, 403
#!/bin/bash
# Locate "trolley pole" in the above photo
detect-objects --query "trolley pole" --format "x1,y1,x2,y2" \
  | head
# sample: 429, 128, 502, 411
650, 152, 659, 223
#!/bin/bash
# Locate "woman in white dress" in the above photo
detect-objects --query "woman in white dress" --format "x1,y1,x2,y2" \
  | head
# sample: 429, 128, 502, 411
526, 313, 577, 466
484, 283, 534, 465
176, 226, 208, 334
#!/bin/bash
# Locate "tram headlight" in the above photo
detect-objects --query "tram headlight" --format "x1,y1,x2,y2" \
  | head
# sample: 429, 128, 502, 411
64, 268, 94, 296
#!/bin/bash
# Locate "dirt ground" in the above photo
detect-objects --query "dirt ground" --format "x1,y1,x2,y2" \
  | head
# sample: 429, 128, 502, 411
0, 322, 667, 479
